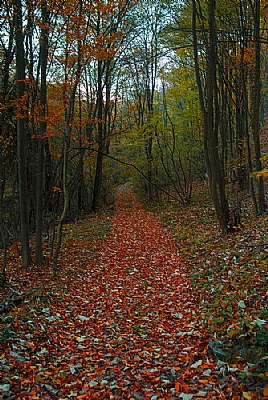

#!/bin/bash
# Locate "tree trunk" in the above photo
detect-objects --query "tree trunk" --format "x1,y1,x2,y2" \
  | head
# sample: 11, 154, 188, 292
52, 0, 82, 270
0, 167, 6, 282
252, 0, 265, 213
92, 56, 104, 212
35, 0, 49, 265
14, 0, 31, 267
207, 0, 229, 233
192, 0, 229, 234
146, 136, 153, 201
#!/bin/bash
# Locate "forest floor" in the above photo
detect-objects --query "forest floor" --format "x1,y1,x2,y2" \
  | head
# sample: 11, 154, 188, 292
0, 184, 267, 399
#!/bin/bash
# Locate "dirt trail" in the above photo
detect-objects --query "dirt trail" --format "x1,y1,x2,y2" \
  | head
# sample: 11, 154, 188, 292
1, 188, 226, 399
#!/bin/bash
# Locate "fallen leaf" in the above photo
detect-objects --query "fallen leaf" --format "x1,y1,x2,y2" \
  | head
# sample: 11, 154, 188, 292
191, 360, 203, 368
179, 394, 193, 400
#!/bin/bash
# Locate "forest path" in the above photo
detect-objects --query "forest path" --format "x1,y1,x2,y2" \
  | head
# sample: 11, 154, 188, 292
59, 186, 214, 399
1, 187, 222, 399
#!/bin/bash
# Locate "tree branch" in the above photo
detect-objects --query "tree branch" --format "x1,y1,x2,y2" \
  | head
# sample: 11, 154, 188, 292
76, 147, 182, 202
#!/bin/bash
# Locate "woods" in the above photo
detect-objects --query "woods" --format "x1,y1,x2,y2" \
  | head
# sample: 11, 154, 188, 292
0, 0, 267, 267
0, 1, 268, 397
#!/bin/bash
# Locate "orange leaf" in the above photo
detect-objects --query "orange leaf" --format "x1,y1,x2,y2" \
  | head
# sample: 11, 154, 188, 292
53, 186, 62, 192
181, 382, 190, 393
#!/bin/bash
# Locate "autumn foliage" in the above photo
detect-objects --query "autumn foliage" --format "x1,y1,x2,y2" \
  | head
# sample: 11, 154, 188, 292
1, 185, 267, 398
0, 0, 268, 397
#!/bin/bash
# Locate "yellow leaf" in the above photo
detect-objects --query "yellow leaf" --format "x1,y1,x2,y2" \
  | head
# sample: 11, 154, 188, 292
243, 392, 252, 400
35, 375, 45, 383
252, 168, 268, 178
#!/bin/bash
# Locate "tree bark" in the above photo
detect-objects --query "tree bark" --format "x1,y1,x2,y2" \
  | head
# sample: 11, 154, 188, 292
14, 0, 31, 267
92, 58, 104, 212
35, 0, 49, 264
0, 167, 6, 282
252, 0, 265, 213
52, 0, 82, 271
192, 0, 229, 234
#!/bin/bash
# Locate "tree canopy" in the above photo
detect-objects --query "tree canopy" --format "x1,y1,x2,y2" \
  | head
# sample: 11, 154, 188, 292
0, 0, 267, 267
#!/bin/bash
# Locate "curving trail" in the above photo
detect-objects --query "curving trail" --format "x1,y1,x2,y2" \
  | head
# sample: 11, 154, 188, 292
1, 187, 227, 399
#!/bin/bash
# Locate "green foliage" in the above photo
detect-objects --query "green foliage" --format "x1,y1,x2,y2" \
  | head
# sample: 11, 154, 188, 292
255, 325, 268, 348
158, 185, 267, 341
0, 316, 16, 344
64, 212, 112, 243
111, 62, 205, 202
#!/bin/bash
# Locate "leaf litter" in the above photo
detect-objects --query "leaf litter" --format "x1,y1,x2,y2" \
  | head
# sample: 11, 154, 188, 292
0, 186, 267, 399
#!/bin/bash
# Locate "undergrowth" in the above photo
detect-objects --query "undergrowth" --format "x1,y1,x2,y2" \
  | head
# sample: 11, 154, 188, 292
0, 211, 113, 347
154, 185, 268, 389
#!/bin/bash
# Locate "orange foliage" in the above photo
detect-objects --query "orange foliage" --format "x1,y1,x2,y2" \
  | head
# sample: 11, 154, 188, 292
230, 47, 255, 69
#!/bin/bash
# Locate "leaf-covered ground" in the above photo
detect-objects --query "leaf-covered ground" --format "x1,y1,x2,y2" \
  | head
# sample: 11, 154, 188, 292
1, 185, 267, 399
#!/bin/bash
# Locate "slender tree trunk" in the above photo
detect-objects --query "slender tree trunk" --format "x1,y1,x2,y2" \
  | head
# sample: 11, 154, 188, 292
207, 0, 229, 233
146, 136, 153, 201
193, 0, 229, 234
0, 168, 6, 282
35, 0, 49, 264
252, 0, 265, 213
192, 0, 210, 176
243, 62, 258, 212
92, 56, 104, 212
14, 0, 31, 267
52, 119, 71, 272
52, 0, 82, 271
0, 17, 13, 281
